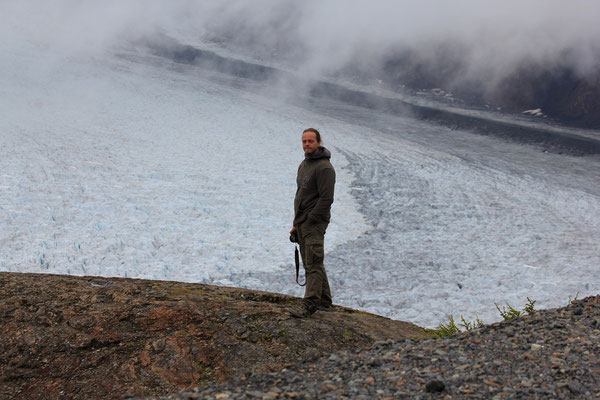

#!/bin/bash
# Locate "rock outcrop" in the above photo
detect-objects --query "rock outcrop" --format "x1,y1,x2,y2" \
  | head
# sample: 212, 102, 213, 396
163, 295, 600, 399
0, 272, 429, 399
379, 50, 600, 129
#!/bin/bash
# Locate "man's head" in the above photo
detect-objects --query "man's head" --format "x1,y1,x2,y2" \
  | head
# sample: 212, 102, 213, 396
302, 128, 321, 156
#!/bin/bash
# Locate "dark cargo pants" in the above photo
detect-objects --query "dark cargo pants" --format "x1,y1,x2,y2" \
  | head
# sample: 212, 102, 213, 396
296, 221, 332, 310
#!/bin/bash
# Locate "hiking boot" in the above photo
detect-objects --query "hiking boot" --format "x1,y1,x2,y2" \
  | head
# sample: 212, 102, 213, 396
288, 303, 316, 318
317, 303, 333, 311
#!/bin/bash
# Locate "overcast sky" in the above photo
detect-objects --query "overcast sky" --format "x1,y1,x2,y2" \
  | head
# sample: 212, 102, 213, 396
3, 1, 599, 84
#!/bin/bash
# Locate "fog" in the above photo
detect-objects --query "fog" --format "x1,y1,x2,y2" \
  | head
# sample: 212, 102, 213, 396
3, 0, 600, 86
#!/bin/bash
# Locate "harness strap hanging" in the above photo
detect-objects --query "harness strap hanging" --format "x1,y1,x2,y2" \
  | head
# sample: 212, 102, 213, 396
295, 245, 305, 286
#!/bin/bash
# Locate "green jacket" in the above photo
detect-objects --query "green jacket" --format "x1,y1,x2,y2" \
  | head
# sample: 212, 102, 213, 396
293, 147, 336, 226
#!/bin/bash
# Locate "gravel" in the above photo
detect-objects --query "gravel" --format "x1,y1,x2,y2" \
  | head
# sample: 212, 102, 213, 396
153, 295, 600, 399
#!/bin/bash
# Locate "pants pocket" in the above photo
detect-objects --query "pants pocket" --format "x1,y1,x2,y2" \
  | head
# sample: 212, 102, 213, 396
305, 243, 324, 268
301, 222, 326, 268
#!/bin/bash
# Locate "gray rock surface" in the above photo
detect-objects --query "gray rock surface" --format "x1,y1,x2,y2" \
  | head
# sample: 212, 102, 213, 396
156, 295, 600, 399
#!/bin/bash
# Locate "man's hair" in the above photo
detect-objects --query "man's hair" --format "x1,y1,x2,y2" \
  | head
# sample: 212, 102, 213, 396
303, 128, 322, 144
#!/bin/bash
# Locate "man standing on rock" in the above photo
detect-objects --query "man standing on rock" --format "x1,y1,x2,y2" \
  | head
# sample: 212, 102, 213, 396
288, 128, 336, 318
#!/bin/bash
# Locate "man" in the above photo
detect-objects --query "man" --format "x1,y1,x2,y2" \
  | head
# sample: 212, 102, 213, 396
288, 128, 336, 318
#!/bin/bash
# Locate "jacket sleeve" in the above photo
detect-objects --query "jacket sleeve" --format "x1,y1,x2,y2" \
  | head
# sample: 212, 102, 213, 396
307, 166, 335, 223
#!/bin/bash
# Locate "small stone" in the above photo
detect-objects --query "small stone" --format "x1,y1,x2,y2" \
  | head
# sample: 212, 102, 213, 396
368, 358, 383, 367
425, 379, 445, 393
215, 394, 230, 399
567, 381, 582, 393
530, 344, 544, 351
151, 339, 166, 352
321, 384, 337, 392
550, 357, 563, 365
522, 353, 534, 360
521, 379, 532, 387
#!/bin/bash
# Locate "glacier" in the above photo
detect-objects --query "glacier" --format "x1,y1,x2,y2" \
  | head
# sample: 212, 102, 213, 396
1, 28, 599, 328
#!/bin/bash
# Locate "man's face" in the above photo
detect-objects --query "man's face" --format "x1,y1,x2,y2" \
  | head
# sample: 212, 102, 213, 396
302, 131, 320, 156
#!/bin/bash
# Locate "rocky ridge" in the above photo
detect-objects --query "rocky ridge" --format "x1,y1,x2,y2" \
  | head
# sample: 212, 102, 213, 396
156, 295, 600, 399
0, 272, 428, 400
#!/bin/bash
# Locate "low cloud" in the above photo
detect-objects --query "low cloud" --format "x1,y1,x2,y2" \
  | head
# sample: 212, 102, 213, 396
3, 1, 599, 92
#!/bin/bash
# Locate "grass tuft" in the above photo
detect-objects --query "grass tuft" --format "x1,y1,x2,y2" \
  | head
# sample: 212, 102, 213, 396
431, 297, 539, 337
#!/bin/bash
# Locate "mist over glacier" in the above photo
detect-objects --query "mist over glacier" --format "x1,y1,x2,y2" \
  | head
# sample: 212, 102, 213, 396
4, 0, 600, 89
1, 1, 599, 327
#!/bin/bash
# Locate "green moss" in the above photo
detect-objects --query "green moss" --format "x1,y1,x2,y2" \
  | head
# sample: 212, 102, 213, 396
195, 361, 214, 382
260, 332, 273, 342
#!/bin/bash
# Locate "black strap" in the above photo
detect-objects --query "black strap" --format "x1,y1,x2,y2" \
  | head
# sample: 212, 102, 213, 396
295, 245, 305, 286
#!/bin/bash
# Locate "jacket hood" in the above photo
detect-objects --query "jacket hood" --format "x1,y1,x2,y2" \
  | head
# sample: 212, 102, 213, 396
306, 146, 331, 160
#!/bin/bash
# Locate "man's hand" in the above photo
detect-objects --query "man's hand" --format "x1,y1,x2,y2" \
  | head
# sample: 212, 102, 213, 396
289, 226, 298, 243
